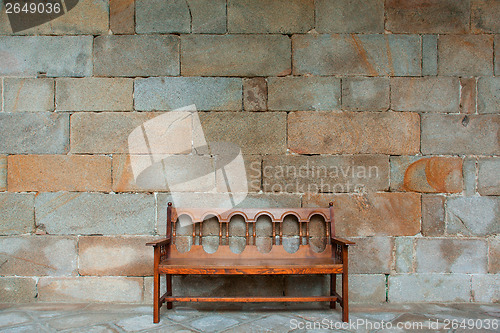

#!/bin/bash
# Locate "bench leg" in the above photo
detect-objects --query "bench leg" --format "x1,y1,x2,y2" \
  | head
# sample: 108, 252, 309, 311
166, 274, 173, 309
330, 274, 336, 309
341, 271, 349, 322
153, 271, 160, 323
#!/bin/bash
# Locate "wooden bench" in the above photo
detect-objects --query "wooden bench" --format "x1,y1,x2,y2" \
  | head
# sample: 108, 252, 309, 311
146, 202, 354, 323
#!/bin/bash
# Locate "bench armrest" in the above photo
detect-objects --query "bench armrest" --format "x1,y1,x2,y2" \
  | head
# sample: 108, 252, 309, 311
146, 238, 171, 247
331, 237, 355, 246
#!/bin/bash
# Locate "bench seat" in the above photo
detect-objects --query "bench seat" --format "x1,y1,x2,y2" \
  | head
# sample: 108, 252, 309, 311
159, 257, 343, 275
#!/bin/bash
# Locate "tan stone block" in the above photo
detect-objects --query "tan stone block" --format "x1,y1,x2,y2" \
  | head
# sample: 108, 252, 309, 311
4, 78, 54, 112
390, 156, 463, 193
316, 0, 384, 33
0, 236, 77, 276
489, 237, 500, 273
288, 111, 420, 155
243, 78, 267, 111
0, 193, 34, 235
471, 0, 500, 33
0, 277, 37, 303
460, 78, 477, 114
110, 0, 135, 34
386, 0, 470, 33
421, 195, 445, 237
303, 192, 421, 237
79, 236, 155, 276
38, 277, 143, 303
8, 155, 111, 192
478, 157, 500, 195
439, 35, 494, 76
56, 78, 133, 111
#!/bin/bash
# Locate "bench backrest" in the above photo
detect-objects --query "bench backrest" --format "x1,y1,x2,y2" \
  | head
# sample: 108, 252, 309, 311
166, 203, 335, 259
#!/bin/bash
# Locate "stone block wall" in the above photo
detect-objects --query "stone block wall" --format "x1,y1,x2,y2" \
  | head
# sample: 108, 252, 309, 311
0, 0, 498, 304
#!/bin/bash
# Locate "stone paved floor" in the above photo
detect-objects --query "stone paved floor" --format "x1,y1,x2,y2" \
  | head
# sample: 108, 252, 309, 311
0, 303, 498, 332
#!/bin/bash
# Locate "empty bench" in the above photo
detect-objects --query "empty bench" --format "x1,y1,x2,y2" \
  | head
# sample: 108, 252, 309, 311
146, 202, 354, 323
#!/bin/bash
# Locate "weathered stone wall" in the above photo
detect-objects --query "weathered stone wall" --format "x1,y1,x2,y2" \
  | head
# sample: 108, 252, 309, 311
0, 0, 498, 304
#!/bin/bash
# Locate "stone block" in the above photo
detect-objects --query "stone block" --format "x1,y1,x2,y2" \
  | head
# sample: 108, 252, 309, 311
446, 196, 500, 236
422, 35, 438, 76
136, 0, 189, 33
0, 36, 92, 76
391, 77, 460, 113
38, 277, 143, 303
197, 112, 286, 154
489, 237, 499, 273
478, 158, 500, 196
189, 0, 227, 33
262, 155, 389, 193
472, 274, 500, 303
0, 155, 6, 191
0, 0, 108, 35
0, 277, 37, 303
0, 236, 77, 276
8, 155, 112, 192
460, 78, 477, 114
268, 77, 340, 111
288, 111, 420, 155
79, 236, 154, 276
243, 78, 267, 111
421, 195, 446, 237
110, 0, 135, 34
56, 78, 133, 111
181, 35, 291, 76
438, 35, 493, 76
395, 237, 414, 273
350, 237, 394, 274
421, 114, 500, 155
303, 192, 421, 237
477, 77, 499, 114
70, 112, 183, 154
35, 193, 155, 235
0, 193, 34, 235
496, 35, 500, 76
217, 155, 262, 193
463, 158, 477, 196
228, 0, 314, 33
342, 77, 389, 111
385, 0, 470, 33
316, 0, 383, 33
0, 112, 69, 154
416, 238, 488, 273
336, 274, 387, 303
3, 78, 54, 112
293, 34, 421, 76
390, 156, 463, 193
471, 0, 500, 33
134, 77, 242, 111
94, 35, 179, 77
388, 274, 471, 302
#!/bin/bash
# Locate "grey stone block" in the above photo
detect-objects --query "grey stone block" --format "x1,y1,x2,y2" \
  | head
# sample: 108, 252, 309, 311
391, 77, 460, 113
336, 274, 387, 303
0, 193, 34, 235
416, 238, 488, 273
395, 237, 414, 273
472, 274, 500, 303
0, 113, 69, 154
228, 0, 314, 33
4, 78, 54, 112
471, 0, 500, 33
438, 35, 494, 76
0, 277, 37, 303
0, 236, 77, 276
342, 77, 389, 111
316, 0, 384, 33
293, 34, 421, 76
388, 274, 471, 302
268, 77, 340, 111
477, 77, 499, 114
496, 35, 500, 76
35, 193, 155, 235
189, 0, 227, 33
0, 155, 6, 191
181, 35, 291, 77
421, 114, 500, 155
243, 78, 267, 111
136, 0, 190, 33
463, 158, 477, 196
478, 158, 500, 196
349, 237, 394, 274
422, 35, 438, 76
94, 35, 180, 77
135, 77, 242, 111
489, 237, 500, 273
446, 196, 500, 236
56, 78, 133, 111
0, 36, 92, 77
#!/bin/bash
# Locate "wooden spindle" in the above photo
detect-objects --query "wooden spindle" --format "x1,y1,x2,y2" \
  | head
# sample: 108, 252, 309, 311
192, 222, 196, 244
326, 220, 330, 245
226, 222, 229, 245
246, 222, 249, 245
306, 222, 309, 245
199, 221, 203, 245
253, 221, 256, 245
299, 221, 303, 245
272, 221, 276, 245
279, 221, 283, 245
172, 219, 177, 239
219, 221, 223, 245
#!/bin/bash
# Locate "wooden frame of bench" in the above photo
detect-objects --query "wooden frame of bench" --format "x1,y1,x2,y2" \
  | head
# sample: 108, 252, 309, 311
146, 202, 354, 323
